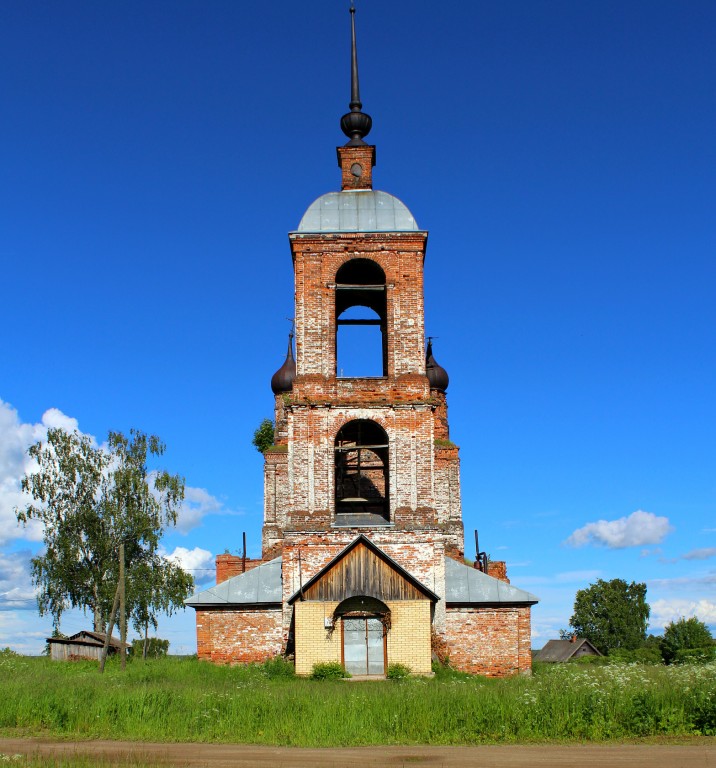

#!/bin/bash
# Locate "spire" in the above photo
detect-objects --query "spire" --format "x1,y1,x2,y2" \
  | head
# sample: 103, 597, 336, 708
426, 338, 449, 392
340, 3, 372, 146
271, 333, 296, 394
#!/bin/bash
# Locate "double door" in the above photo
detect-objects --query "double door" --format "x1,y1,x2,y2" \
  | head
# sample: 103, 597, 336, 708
343, 617, 385, 676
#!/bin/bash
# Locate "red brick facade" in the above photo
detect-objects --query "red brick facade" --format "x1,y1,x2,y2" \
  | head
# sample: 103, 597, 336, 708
191, 139, 536, 676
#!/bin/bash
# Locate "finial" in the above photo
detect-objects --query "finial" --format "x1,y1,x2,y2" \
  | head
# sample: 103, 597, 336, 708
340, 2, 372, 146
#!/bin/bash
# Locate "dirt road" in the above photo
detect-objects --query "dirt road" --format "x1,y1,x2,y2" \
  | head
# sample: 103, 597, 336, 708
1, 738, 714, 767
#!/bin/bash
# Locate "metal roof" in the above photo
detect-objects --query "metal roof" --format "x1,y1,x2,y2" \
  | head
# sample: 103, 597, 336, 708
444, 557, 539, 605
533, 638, 602, 662
185, 557, 282, 607
295, 190, 420, 233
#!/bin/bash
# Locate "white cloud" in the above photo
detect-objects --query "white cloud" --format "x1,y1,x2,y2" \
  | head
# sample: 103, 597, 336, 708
175, 486, 238, 533
565, 509, 673, 549
0, 400, 89, 546
682, 547, 716, 561
166, 545, 214, 574
0, 550, 36, 611
650, 599, 716, 629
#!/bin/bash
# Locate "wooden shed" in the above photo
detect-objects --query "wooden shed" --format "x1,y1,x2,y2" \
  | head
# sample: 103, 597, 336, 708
533, 637, 603, 662
47, 630, 129, 661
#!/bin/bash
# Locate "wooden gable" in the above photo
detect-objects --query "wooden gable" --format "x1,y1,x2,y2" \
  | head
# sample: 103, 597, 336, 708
289, 535, 438, 604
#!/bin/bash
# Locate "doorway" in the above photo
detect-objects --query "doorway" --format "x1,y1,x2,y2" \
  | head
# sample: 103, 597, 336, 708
342, 617, 385, 676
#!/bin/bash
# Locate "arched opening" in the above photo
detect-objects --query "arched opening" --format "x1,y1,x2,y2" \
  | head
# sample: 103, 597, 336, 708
335, 259, 387, 377
334, 420, 389, 524
335, 596, 389, 677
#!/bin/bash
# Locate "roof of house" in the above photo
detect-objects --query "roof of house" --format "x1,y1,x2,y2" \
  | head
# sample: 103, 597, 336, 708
185, 543, 539, 609
533, 638, 603, 662
46, 631, 129, 649
184, 556, 283, 607
444, 557, 539, 605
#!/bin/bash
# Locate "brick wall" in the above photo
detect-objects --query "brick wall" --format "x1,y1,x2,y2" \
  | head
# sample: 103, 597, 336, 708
294, 601, 341, 676
385, 600, 432, 675
195, 608, 283, 664
293, 599, 432, 676
444, 606, 532, 676
215, 555, 263, 585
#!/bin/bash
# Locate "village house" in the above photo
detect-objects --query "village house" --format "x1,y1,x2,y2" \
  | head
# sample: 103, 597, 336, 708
186, 7, 538, 677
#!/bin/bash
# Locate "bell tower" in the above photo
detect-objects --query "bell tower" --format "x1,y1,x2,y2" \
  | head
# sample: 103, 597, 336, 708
189, 4, 537, 677
263, 2, 463, 633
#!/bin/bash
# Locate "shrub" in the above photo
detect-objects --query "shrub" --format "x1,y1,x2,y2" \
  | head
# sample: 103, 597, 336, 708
386, 663, 411, 680
130, 638, 169, 658
673, 646, 716, 664
608, 646, 663, 664
261, 655, 296, 679
661, 617, 713, 664
310, 661, 348, 680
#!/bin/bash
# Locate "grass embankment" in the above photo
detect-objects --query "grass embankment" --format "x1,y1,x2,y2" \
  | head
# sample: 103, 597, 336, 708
0, 652, 714, 746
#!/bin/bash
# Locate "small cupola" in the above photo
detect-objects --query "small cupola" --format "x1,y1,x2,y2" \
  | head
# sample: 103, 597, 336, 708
270, 333, 296, 394
426, 339, 449, 392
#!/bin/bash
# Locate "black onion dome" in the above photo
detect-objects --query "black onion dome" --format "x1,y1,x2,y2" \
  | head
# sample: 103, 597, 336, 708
271, 334, 296, 394
426, 339, 449, 392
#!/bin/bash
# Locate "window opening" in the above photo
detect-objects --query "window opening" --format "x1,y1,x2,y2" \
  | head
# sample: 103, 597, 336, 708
335, 259, 386, 377
335, 420, 389, 524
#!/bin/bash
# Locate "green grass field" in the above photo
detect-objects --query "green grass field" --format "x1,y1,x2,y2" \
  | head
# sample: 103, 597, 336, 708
0, 651, 714, 747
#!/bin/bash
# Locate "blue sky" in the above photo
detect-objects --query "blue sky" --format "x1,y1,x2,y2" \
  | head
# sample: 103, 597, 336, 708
1, 1, 715, 654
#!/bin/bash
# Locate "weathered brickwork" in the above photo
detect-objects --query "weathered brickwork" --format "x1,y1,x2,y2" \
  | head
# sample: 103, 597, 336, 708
215, 555, 263, 585
194, 131, 535, 677
444, 606, 532, 676
195, 608, 283, 664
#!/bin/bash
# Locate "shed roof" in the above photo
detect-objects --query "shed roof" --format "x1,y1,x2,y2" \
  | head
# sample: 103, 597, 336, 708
46, 631, 129, 649
533, 638, 603, 662
184, 557, 282, 607
444, 557, 539, 605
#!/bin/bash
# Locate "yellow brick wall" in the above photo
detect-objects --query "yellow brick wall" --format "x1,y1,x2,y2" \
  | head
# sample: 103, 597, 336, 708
294, 601, 340, 676
385, 600, 432, 675
294, 599, 432, 677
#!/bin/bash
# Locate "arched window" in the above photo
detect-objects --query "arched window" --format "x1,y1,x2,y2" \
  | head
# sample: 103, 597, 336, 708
335, 259, 387, 377
334, 420, 389, 523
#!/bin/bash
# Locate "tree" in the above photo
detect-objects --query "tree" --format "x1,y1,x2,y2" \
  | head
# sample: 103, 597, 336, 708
252, 418, 274, 453
569, 578, 650, 654
18, 428, 113, 632
17, 427, 194, 670
660, 617, 713, 664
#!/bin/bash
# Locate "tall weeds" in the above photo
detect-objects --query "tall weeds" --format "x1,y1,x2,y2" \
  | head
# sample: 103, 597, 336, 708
0, 652, 713, 746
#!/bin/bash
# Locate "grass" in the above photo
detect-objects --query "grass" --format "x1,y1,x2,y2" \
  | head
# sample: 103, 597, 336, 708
0, 651, 714, 746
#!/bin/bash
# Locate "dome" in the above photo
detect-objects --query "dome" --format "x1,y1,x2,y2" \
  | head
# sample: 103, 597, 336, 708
271, 335, 296, 394
425, 340, 449, 392
296, 190, 419, 233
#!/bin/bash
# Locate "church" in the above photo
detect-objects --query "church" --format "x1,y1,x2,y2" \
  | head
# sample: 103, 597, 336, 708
187, 7, 537, 677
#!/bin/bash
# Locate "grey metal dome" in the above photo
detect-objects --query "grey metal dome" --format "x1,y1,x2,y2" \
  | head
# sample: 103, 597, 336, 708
296, 190, 419, 233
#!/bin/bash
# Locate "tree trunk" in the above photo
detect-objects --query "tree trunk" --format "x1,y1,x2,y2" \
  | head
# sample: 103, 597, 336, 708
143, 620, 149, 660
119, 541, 127, 671
93, 586, 103, 633
99, 579, 121, 674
